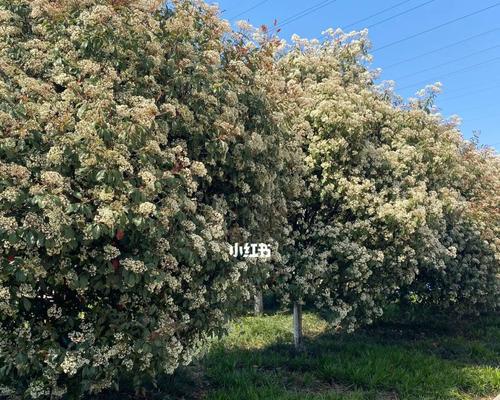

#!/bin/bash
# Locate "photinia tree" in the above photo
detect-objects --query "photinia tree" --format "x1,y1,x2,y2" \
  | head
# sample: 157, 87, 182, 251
272, 29, 499, 346
0, 0, 301, 397
0, 0, 497, 395
401, 135, 500, 315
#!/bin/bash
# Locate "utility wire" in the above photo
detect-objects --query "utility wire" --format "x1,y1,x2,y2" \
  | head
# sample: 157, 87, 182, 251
271, 0, 339, 31
439, 81, 500, 102
271, 0, 331, 28
398, 55, 500, 91
384, 28, 500, 70
392, 43, 500, 81
441, 100, 499, 114
372, 2, 500, 53
230, 0, 270, 20
278, 0, 336, 26
462, 112, 500, 123
342, 0, 413, 30
365, 0, 437, 30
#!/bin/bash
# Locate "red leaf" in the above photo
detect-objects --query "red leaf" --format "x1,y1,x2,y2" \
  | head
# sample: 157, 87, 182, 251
172, 162, 183, 174
116, 230, 125, 241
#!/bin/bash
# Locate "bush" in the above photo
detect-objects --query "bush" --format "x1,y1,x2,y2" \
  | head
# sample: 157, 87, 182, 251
0, 0, 300, 397
272, 30, 499, 330
0, 0, 497, 397
402, 139, 500, 314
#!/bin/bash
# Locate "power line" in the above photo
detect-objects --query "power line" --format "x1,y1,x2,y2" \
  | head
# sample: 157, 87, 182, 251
271, 0, 339, 31
399, 56, 500, 91
230, 0, 270, 20
397, 55, 500, 91
365, 0, 437, 30
439, 81, 500, 102
372, 2, 500, 53
391, 43, 500, 81
383, 28, 500, 70
441, 100, 499, 115
462, 112, 500, 123
342, 0, 413, 30
278, 0, 336, 26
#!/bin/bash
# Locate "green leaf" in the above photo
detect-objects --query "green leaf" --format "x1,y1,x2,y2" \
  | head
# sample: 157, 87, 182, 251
15, 270, 26, 283
96, 170, 107, 182
91, 225, 102, 240
22, 298, 31, 311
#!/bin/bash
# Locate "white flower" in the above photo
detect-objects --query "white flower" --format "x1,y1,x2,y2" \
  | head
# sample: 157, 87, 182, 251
138, 202, 156, 216
121, 258, 147, 274
60, 352, 89, 376
190, 161, 207, 177
47, 305, 62, 319
103, 245, 120, 261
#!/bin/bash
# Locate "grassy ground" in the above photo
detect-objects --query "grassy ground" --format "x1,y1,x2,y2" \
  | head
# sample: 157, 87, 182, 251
99, 311, 500, 400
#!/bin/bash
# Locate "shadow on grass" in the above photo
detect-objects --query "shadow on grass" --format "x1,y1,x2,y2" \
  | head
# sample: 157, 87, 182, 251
355, 313, 500, 369
200, 314, 499, 400
91, 313, 499, 400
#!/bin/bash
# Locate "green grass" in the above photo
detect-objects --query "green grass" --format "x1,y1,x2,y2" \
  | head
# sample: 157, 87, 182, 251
95, 312, 500, 400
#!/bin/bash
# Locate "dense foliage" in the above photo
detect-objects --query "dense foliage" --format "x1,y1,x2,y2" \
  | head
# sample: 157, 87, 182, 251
0, 0, 300, 397
0, 0, 498, 398
403, 138, 500, 314
273, 30, 499, 330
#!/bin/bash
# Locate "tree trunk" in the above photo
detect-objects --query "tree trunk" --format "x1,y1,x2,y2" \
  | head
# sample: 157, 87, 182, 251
254, 290, 264, 316
293, 301, 303, 350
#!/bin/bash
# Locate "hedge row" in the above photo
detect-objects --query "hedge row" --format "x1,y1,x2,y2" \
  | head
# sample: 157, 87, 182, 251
0, 1, 498, 398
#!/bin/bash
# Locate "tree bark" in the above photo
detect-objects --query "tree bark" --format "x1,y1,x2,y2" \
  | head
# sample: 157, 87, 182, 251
254, 290, 264, 316
293, 301, 303, 350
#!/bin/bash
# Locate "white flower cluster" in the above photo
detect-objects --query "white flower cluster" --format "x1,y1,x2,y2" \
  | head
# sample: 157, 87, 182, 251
47, 305, 62, 319
60, 352, 90, 376
121, 258, 147, 274
0, 1, 497, 398
272, 29, 499, 330
138, 202, 156, 216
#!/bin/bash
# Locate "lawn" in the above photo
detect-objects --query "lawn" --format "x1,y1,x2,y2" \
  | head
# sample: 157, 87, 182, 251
98, 311, 500, 400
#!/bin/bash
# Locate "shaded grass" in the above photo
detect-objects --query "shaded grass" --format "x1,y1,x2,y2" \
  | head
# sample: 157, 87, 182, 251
92, 312, 500, 399
201, 312, 499, 400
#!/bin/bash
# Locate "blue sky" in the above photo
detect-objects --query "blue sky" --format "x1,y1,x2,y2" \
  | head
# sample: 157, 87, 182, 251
209, 0, 500, 150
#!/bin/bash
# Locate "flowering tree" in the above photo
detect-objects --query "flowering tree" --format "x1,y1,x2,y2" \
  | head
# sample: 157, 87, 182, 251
401, 136, 500, 314
0, 0, 301, 397
1, 0, 498, 395
273, 29, 499, 344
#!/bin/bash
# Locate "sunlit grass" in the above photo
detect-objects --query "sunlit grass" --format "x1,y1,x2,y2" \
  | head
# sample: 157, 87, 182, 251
201, 312, 500, 400
93, 312, 499, 399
